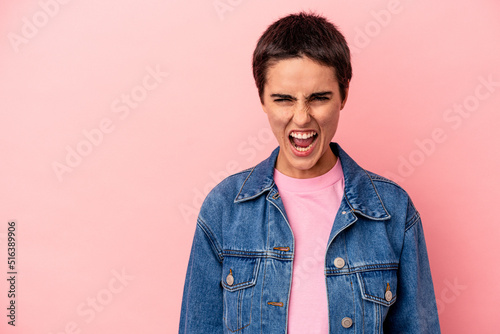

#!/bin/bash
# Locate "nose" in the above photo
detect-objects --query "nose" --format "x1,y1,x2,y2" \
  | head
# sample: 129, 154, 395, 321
292, 102, 311, 125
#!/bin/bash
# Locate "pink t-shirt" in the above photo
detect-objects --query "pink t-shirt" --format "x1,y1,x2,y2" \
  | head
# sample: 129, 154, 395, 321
273, 158, 345, 333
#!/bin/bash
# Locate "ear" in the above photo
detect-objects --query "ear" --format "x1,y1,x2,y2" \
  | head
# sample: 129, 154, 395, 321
340, 86, 349, 110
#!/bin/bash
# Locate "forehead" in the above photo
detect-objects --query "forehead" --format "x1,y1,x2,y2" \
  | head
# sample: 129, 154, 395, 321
265, 57, 338, 93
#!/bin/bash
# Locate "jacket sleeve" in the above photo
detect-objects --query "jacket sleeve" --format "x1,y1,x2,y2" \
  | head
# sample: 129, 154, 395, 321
384, 200, 441, 333
179, 218, 224, 333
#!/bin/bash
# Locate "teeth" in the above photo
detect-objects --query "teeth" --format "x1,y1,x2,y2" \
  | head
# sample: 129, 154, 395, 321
290, 131, 317, 139
295, 143, 313, 152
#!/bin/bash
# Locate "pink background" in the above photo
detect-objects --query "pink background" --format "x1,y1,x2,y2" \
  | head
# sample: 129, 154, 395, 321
1, 0, 499, 333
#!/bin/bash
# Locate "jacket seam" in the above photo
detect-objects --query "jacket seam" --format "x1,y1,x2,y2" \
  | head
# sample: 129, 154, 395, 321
260, 253, 268, 334
367, 172, 405, 190
197, 217, 223, 262
405, 197, 420, 232
261, 204, 271, 334
326, 263, 398, 274
362, 168, 392, 218
222, 250, 293, 259
235, 166, 257, 201
405, 212, 420, 232
224, 167, 254, 181
357, 272, 397, 306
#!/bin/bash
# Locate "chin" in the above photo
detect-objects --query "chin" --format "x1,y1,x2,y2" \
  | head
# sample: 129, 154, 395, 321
292, 160, 318, 171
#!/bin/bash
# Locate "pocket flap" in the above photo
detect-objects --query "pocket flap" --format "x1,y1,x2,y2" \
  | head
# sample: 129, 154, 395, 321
221, 256, 260, 292
357, 269, 398, 306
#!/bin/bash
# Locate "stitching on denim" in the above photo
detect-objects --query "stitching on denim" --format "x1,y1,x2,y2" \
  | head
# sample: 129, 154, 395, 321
404, 195, 420, 231
363, 168, 392, 219
274, 192, 295, 333
343, 234, 357, 332
376, 302, 380, 334
235, 166, 257, 201
363, 293, 397, 305
352, 210, 391, 222
405, 197, 420, 231
222, 280, 255, 290
224, 167, 254, 183
223, 291, 228, 329
235, 168, 279, 203
260, 204, 270, 334
326, 201, 358, 253
260, 258, 267, 334
197, 216, 222, 252
405, 213, 420, 232
267, 194, 291, 233
238, 184, 274, 202
368, 172, 405, 190
223, 316, 251, 332
343, 168, 393, 221
225, 253, 293, 261
197, 218, 223, 262
267, 301, 283, 307
326, 268, 398, 275
343, 189, 355, 212
349, 274, 356, 332
341, 233, 350, 271
222, 258, 261, 291
222, 250, 294, 260
325, 263, 398, 275
252, 257, 260, 282
358, 273, 365, 333
248, 268, 255, 331
223, 258, 260, 332
237, 289, 242, 330
357, 271, 397, 306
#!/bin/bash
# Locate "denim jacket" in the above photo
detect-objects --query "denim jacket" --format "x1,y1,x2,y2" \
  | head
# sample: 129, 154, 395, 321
179, 143, 440, 333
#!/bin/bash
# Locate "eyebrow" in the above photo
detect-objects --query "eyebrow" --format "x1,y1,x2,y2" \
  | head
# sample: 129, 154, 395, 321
270, 91, 333, 100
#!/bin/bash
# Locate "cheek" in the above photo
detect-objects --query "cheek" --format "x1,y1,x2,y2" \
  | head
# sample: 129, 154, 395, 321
266, 114, 286, 140
267, 111, 289, 128
318, 111, 340, 135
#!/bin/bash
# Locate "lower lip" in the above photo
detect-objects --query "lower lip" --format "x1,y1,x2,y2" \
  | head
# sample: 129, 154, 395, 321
289, 136, 318, 157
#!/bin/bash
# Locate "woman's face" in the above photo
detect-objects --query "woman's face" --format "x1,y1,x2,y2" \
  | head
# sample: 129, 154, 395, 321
261, 56, 348, 179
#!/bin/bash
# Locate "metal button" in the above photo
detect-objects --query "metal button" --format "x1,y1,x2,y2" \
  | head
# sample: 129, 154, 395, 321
226, 269, 234, 286
341, 317, 353, 328
385, 283, 392, 301
385, 290, 393, 302
334, 257, 345, 269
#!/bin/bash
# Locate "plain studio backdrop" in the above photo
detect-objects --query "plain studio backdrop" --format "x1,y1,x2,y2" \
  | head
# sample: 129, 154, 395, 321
1, 0, 499, 333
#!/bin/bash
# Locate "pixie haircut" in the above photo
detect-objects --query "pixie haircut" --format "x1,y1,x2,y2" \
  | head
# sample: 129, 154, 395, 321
252, 12, 352, 104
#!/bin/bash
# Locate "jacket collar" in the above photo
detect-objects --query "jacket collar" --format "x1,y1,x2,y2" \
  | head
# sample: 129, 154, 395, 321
235, 142, 390, 220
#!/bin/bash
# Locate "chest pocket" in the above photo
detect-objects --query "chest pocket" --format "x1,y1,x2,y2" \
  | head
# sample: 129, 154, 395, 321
356, 268, 398, 331
221, 256, 261, 332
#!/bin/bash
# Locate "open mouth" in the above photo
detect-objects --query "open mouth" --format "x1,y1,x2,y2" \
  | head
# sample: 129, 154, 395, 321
289, 131, 318, 152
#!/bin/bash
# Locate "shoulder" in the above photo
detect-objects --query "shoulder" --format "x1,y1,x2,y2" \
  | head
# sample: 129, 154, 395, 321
197, 166, 254, 221
364, 170, 406, 192
205, 167, 253, 202
363, 169, 419, 227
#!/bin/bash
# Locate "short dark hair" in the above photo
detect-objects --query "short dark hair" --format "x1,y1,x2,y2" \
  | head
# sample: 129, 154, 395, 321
252, 12, 352, 103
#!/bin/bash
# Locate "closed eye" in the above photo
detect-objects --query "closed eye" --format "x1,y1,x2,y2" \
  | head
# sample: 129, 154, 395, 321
307, 92, 333, 103
309, 96, 330, 102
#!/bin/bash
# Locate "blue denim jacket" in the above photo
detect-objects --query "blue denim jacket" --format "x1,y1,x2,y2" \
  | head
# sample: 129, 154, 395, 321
180, 143, 440, 333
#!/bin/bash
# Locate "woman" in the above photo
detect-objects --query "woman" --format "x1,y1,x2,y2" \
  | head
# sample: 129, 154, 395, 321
179, 12, 440, 333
